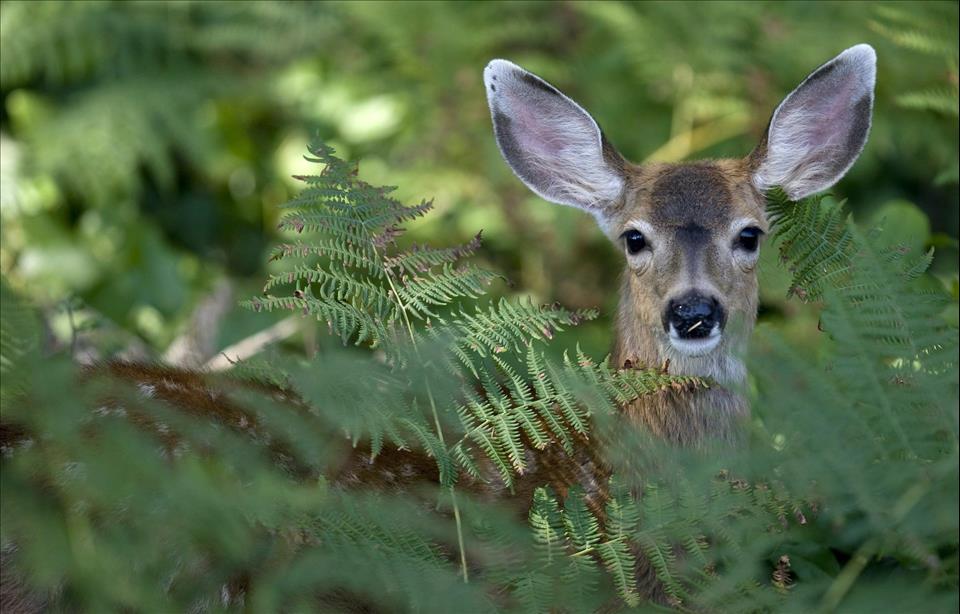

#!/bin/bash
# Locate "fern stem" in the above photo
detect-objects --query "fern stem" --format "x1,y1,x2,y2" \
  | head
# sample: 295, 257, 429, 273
378, 243, 471, 583
435, 399, 471, 582
819, 479, 930, 611
818, 537, 877, 613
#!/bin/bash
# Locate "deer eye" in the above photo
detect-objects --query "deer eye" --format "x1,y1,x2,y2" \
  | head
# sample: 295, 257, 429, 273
621, 229, 647, 254
736, 227, 763, 252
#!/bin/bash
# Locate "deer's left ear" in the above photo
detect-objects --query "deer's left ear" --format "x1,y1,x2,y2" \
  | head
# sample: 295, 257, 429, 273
750, 44, 876, 200
484, 59, 626, 216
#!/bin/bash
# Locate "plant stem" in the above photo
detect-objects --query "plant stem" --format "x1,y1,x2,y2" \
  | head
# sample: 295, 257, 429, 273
379, 246, 470, 583
819, 479, 929, 611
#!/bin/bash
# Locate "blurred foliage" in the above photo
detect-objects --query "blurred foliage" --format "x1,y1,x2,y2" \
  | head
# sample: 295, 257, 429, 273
0, 0, 956, 357
0, 1, 958, 610
2, 142, 956, 611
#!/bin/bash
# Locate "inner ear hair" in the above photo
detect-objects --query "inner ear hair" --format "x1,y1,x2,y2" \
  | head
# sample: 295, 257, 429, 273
750, 44, 876, 200
484, 59, 626, 215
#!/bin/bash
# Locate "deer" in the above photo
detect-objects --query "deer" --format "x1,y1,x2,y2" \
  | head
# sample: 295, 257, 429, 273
482, 44, 876, 449
1, 45, 877, 612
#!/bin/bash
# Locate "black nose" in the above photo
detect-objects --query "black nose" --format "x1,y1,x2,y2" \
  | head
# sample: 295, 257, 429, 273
665, 293, 725, 339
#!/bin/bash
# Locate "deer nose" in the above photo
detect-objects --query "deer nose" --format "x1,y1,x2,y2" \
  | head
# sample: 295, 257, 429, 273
665, 294, 725, 339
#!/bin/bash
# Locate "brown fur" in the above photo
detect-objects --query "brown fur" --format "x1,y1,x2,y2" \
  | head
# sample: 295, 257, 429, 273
595, 158, 768, 447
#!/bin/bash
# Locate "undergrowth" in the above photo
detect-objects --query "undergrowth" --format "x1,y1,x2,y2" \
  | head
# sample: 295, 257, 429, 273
1, 144, 956, 612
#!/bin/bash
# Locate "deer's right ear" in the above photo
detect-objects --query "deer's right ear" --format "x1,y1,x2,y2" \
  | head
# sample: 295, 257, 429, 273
484, 59, 625, 216
750, 44, 876, 200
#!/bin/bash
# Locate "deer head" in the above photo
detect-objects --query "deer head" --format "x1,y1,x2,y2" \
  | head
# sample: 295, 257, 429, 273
484, 45, 876, 387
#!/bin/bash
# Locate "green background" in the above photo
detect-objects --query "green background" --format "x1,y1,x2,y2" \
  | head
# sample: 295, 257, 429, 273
1, 0, 956, 362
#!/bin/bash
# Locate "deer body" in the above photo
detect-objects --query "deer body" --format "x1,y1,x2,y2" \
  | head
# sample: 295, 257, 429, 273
484, 46, 876, 447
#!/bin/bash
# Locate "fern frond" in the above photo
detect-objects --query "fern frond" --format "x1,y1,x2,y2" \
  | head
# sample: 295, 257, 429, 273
0, 279, 40, 404
560, 555, 602, 606
441, 299, 597, 376
455, 348, 583, 480
604, 480, 641, 540
769, 189, 955, 383
395, 263, 500, 320
400, 413, 456, 486
268, 240, 382, 275
243, 294, 390, 347
384, 233, 484, 275
511, 571, 553, 614
596, 540, 640, 606
565, 346, 709, 412
896, 87, 960, 116
766, 188, 857, 301
248, 140, 480, 353
869, 7, 959, 56
563, 488, 601, 551
261, 264, 393, 311
529, 487, 566, 563
636, 530, 683, 598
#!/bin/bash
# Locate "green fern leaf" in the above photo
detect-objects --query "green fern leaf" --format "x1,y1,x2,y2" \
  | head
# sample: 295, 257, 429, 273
563, 487, 601, 551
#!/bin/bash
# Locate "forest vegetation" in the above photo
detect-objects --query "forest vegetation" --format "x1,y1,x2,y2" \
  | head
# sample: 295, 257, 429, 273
1, 2, 957, 612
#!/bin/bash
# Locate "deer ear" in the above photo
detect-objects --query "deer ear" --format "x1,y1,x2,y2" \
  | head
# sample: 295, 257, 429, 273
484, 59, 625, 215
751, 44, 876, 200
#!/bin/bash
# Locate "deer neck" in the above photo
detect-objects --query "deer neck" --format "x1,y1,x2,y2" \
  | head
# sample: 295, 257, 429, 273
610, 272, 753, 446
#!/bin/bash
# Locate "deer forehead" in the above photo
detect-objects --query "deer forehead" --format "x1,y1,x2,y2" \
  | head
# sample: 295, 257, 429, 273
618, 160, 766, 236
